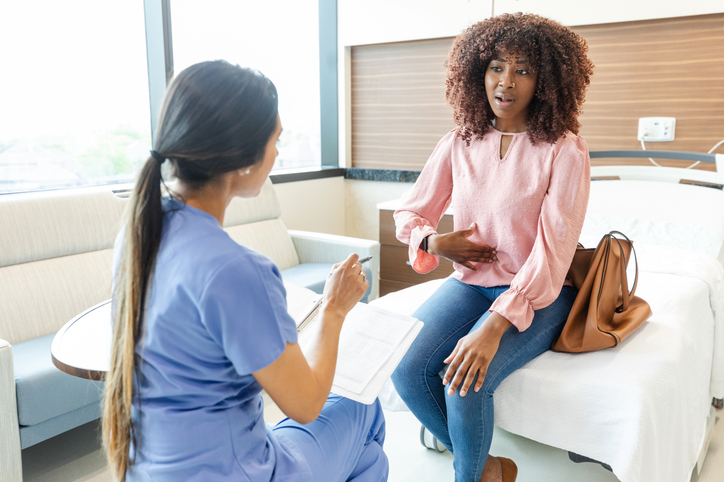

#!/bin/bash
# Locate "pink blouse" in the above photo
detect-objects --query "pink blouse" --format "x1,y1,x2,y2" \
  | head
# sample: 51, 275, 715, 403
394, 128, 590, 331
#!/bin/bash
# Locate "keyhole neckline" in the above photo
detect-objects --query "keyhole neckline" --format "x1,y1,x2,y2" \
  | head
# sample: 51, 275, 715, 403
491, 128, 526, 162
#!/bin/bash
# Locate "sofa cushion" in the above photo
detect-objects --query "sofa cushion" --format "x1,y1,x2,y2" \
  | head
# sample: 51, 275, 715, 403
19, 401, 101, 449
281, 263, 372, 303
13, 334, 103, 426
0, 249, 114, 345
225, 219, 300, 271
0, 187, 125, 268
223, 179, 281, 227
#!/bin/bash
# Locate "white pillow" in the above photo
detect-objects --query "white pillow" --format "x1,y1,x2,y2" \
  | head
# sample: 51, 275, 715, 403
582, 180, 724, 263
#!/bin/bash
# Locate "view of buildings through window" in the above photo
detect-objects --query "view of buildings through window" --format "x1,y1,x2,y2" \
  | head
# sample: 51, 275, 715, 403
0, 0, 322, 195
0, 1, 152, 194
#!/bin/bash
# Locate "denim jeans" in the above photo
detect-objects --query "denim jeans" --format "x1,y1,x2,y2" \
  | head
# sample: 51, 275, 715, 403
391, 278, 576, 481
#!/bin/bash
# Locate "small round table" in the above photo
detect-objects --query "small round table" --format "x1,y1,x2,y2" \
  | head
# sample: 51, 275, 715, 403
51, 300, 112, 381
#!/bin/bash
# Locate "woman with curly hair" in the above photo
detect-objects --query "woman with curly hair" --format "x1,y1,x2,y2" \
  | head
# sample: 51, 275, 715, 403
391, 13, 594, 482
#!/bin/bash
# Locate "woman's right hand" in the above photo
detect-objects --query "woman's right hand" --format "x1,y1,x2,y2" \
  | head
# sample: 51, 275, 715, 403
322, 253, 369, 320
427, 223, 497, 271
255, 253, 368, 424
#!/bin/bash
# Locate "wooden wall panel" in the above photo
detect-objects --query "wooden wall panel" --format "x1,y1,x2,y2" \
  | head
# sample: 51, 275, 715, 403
350, 13, 724, 171
351, 38, 456, 169
572, 14, 724, 170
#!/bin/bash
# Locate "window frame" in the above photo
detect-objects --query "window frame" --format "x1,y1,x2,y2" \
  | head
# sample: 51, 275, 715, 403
143, 0, 340, 184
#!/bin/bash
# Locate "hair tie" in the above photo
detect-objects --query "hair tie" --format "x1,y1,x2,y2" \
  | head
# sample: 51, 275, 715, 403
149, 150, 165, 165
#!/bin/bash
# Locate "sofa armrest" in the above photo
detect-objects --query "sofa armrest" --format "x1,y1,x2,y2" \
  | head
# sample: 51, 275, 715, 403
288, 230, 381, 301
0, 339, 22, 481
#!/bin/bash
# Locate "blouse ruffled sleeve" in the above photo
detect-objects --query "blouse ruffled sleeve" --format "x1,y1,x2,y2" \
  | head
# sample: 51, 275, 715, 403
393, 130, 456, 274
490, 135, 591, 331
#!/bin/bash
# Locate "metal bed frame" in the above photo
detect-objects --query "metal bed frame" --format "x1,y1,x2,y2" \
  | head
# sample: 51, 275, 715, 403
589, 149, 724, 185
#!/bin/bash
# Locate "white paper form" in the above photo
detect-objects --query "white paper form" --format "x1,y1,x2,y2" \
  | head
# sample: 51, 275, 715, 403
332, 304, 417, 394
286, 281, 423, 403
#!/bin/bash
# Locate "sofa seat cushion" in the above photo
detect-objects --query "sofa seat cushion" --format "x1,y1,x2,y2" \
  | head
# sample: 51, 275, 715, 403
14, 333, 103, 426
281, 263, 372, 302
225, 219, 300, 271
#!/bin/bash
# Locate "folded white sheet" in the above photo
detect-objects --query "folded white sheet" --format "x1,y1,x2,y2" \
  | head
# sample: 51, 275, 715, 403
371, 243, 724, 482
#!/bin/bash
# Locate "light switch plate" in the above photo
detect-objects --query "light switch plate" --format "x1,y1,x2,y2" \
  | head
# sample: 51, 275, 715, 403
638, 117, 676, 142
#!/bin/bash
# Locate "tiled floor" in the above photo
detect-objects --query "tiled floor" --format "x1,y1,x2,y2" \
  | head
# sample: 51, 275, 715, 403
21, 408, 724, 481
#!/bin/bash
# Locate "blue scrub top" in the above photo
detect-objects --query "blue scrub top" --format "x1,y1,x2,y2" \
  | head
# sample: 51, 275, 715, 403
113, 199, 310, 481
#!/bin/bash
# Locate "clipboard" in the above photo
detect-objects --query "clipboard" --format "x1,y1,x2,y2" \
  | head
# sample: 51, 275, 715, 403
284, 281, 423, 404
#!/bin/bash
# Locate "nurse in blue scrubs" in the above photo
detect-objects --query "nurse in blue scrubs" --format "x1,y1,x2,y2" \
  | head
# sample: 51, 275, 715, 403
102, 60, 388, 482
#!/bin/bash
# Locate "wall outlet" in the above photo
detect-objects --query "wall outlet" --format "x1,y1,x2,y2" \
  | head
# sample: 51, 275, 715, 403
638, 117, 676, 142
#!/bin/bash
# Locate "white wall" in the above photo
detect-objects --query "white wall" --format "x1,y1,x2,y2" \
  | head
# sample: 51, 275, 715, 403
338, 0, 493, 47
345, 180, 413, 241
274, 176, 345, 235
275, 176, 414, 243
493, 0, 724, 26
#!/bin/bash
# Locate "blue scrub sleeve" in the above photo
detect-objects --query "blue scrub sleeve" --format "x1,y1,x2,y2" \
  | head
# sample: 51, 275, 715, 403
198, 254, 299, 376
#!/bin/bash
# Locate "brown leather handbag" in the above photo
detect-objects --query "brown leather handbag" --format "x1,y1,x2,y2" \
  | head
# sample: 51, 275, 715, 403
552, 231, 652, 353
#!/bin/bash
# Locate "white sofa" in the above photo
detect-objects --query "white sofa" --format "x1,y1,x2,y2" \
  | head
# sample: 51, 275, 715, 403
0, 178, 379, 481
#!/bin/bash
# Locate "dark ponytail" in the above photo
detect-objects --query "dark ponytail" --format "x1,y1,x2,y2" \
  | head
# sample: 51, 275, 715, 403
103, 61, 278, 481
103, 154, 164, 481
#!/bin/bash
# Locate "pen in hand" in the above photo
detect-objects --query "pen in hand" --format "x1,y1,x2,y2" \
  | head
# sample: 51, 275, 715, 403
328, 256, 373, 278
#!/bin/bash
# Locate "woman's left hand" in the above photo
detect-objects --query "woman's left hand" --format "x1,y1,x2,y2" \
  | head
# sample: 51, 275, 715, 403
442, 312, 512, 397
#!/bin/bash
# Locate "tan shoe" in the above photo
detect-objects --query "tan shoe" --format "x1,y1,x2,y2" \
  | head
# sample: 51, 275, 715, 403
498, 457, 518, 482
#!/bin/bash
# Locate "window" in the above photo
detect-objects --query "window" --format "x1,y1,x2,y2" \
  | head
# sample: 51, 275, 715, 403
0, 1, 334, 194
0, 1, 152, 194
170, 0, 322, 171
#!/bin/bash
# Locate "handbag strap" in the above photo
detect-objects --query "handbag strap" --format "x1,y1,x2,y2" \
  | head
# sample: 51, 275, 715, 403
608, 231, 639, 313
614, 237, 631, 312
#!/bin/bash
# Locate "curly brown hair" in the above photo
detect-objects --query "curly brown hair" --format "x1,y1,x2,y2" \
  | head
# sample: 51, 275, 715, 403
446, 13, 594, 145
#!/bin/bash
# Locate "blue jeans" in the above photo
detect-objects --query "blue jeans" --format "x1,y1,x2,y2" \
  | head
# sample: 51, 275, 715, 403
391, 278, 576, 482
